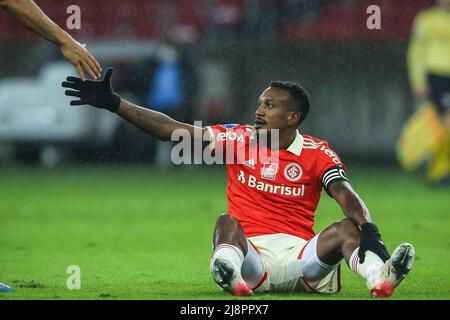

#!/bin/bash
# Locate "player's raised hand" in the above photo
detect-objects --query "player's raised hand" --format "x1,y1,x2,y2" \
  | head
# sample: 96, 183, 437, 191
61, 40, 101, 81
62, 67, 121, 112
358, 223, 390, 263
0, 0, 101, 80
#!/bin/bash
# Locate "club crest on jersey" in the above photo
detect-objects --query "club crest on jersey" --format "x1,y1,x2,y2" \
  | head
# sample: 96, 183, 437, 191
284, 163, 303, 182
261, 162, 278, 180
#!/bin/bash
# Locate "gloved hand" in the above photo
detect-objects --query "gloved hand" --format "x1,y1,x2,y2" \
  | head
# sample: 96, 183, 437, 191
358, 223, 390, 263
62, 67, 121, 112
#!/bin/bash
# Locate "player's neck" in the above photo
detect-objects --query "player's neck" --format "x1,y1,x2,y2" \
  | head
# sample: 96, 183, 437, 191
278, 130, 297, 151
256, 129, 296, 151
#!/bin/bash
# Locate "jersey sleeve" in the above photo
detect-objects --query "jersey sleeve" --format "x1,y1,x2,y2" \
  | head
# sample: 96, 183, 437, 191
315, 142, 350, 197
205, 124, 226, 152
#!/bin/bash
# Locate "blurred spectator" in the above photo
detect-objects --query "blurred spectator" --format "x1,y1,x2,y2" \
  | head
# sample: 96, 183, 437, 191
146, 55, 185, 167
280, 0, 322, 25
153, 0, 178, 41
195, 61, 233, 124
243, 0, 280, 40
202, 0, 245, 42
407, 0, 450, 185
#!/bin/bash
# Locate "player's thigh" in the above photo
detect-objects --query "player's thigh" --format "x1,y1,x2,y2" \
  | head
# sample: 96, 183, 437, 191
249, 234, 308, 293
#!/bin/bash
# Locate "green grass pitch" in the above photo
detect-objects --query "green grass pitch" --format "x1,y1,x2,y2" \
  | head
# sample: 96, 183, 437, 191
0, 164, 449, 300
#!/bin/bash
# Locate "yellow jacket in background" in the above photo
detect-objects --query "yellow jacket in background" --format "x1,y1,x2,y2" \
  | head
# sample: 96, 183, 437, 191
407, 7, 450, 90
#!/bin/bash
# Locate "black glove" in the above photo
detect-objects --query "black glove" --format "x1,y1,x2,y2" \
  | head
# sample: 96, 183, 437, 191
358, 223, 390, 263
62, 67, 121, 113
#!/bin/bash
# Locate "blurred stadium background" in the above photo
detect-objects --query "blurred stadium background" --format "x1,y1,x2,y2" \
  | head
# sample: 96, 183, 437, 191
0, 0, 434, 165
1, 0, 450, 300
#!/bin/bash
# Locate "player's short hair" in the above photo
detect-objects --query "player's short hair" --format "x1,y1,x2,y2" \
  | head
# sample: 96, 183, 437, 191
270, 81, 310, 124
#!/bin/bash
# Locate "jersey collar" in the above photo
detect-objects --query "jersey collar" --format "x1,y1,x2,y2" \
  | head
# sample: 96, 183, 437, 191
286, 130, 303, 156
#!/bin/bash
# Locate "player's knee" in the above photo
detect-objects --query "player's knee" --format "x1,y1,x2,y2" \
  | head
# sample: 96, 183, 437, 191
214, 214, 245, 235
339, 218, 359, 231
216, 213, 238, 227
330, 219, 359, 242
213, 214, 247, 252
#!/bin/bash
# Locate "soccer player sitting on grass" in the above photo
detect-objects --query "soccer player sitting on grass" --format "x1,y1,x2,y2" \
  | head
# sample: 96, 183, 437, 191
62, 68, 415, 298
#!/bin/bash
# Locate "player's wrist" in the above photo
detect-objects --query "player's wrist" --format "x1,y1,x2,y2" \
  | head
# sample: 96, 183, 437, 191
360, 222, 379, 234
54, 29, 74, 47
108, 93, 121, 113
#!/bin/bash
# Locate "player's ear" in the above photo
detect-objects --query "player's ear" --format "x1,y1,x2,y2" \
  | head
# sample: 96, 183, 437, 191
287, 111, 301, 126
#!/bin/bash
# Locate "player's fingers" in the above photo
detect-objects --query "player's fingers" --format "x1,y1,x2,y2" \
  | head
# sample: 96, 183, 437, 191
81, 54, 100, 79
80, 59, 97, 80
375, 246, 390, 262
65, 76, 82, 83
358, 250, 365, 264
104, 67, 114, 82
65, 90, 82, 98
70, 100, 85, 106
81, 43, 102, 74
87, 53, 102, 76
62, 81, 81, 90
75, 63, 85, 81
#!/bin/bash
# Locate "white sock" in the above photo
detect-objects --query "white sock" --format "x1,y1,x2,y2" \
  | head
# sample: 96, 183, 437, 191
211, 244, 245, 273
349, 247, 384, 288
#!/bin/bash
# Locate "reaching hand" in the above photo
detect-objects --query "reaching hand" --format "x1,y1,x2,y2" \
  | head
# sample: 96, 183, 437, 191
62, 67, 121, 112
61, 40, 101, 81
358, 223, 390, 263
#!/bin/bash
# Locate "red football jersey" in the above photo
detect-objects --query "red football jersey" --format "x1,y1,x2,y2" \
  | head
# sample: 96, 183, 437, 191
206, 124, 349, 240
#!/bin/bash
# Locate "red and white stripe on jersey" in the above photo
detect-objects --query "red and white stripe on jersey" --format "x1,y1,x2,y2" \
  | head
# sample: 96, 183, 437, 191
302, 138, 324, 149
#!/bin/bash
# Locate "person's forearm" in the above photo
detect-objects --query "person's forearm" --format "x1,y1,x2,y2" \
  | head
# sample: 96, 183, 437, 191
341, 193, 372, 227
116, 99, 199, 141
330, 181, 372, 227
1, 0, 73, 46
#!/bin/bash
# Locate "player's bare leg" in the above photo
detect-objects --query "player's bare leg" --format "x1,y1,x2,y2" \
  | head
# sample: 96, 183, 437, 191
210, 214, 252, 296
315, 219, 361, 264
212, 213, 248, 253
315, 218, 415, 297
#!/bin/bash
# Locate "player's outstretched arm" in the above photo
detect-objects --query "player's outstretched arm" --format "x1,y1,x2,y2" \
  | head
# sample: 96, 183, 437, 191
62, 67, 204, 141
329, 181, 390, 263
117, 99, 204, 141
0, 0, 101, 80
